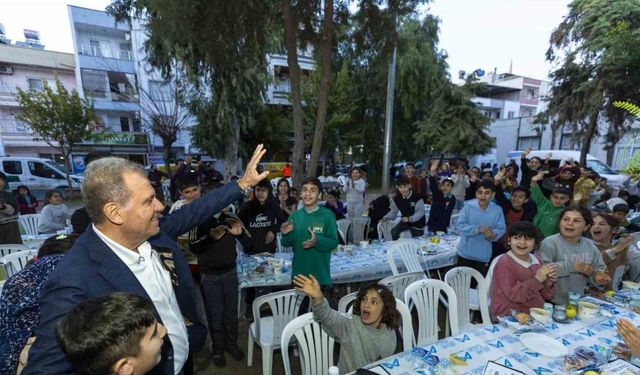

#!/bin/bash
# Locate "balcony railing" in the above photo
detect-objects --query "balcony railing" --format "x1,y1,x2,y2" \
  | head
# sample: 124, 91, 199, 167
79, 45, 133, 61
0, 119, 28, 133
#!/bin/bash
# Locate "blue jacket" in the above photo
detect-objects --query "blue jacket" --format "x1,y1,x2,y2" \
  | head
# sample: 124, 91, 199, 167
456, 199, 506, 263
23, 182, 243, 375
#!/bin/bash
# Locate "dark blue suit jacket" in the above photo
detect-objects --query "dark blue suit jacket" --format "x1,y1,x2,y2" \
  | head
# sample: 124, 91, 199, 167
23, 182, 243, 375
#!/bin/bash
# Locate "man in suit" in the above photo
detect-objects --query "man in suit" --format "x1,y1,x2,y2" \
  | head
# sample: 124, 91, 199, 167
23, 145, 269, 375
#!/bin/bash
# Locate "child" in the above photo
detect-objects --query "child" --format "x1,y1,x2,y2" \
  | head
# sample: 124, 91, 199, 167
189, 206, 246, 367
427, 159, 455, 233
590, 213, 635, 290
323, 190, 346, 220
490, 222, 556, 318
345, 167, 366, 217
276, 178, 297, 217
293, 275, 399, 374
404, 163, 422, 198
611, 204, 640, 234
0, 172, 21, 244
367, 195, 390, 240
538, 206, 610, 305
281, 177, 338, 289
238, 178, 282, 254
530, 172, 571, 237
519, 148, 548, 187
450, 163, 470, 210
15, 185, 38, 215
382, 176, 426, 240
38, 190, 69, 234
572, 168, 597, 206
56, 292, 167, 375
169, 172, 201, 213
456, 181, 506, 276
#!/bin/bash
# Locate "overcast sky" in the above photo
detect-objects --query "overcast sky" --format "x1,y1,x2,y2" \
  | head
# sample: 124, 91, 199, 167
1, 0, 570, 80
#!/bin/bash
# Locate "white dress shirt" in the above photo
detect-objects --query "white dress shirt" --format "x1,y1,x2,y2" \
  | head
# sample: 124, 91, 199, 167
93, 225, 189, 374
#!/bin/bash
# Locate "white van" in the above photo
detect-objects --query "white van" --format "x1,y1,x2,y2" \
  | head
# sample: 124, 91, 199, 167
0, 157, 81, 198
506, 150, 630, 190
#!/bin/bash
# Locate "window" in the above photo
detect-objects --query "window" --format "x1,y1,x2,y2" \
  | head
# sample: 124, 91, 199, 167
526, 88, 536, 99
517, 136, 540, 150
28, 161, 63, 179
90, 39, 103, 57
3, 160, 22, 175
107, 72, 138, 101
508, 111, 515, 119
28, 78, 43, 91
81, 69, 107, 98
149, 80, 171, 101
120, 117, 131, 132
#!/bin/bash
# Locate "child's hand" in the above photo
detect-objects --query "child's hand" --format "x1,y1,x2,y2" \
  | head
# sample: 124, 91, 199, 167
293, 274, 323, 303
573, 262, 594, 275
281, 221, 294, 234
228, 223, 243, 236
531, 172, 546, 184
430, 159, 439, 173
535, 266, 550, 283
522, 148, 532, 157
594, 271, 611, 285
401, 216, 409, 223
265, 231, 275, 244
617, 319, 640, 357
303, 227, 317, 249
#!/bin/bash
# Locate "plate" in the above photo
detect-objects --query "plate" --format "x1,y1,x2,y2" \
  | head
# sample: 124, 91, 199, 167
519, 333, 568, 357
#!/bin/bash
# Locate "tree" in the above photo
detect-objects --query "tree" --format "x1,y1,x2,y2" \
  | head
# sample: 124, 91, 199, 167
16, 78, 95, 196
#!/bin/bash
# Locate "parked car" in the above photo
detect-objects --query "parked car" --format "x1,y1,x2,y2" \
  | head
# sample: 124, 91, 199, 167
507, 150, 630, 190
0, 157, 81, 198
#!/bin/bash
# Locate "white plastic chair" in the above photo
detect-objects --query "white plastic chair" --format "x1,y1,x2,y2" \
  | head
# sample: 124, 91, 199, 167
351, 217, 371, 243
337, 229, 347, 245
377, 220, 394, 242
337, 291, 358, 314
0, 244, 29, 258
18, 214, 40, 236
449, 213, 460, 231
336, 219, 351, 244
1, 250, 38, 277
404, 278, 459, 346
612, 265, 627, 292
485, 254, 505, 322
247, 289, 306, 375
276, 233, 293, 253
444, 267, 491, 331
281, 312, 336, 375
380, 271, 426, 303
387, 241, 424, 276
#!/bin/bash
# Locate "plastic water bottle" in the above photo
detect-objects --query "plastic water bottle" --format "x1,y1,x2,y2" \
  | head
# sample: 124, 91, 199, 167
328, 366, 340, 375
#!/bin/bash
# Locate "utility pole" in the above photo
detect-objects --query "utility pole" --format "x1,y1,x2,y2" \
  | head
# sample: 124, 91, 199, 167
381, 45, 397, 194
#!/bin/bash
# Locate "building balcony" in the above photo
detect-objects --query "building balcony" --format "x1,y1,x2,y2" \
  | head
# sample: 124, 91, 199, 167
79, 45, 132, 61
520, 97, 539, 106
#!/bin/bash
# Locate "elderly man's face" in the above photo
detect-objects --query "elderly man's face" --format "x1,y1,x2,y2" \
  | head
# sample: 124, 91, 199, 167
119, 172, 164, 243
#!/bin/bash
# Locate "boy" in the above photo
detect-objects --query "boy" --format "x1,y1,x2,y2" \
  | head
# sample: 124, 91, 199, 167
189, 202, 246, 367
383, 176, 426, 240
426, 159, 455, 233
404, 162, 422, 198
323, 190, 346, 220
56, 292, 167, 375
530, 172, 571, 236
169, 172, 201, 213
281, 177, 338, 290
456, 181, 506, 276
612, 203, 640, 234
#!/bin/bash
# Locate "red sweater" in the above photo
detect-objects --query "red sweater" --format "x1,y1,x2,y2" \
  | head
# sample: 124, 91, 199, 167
490, 253, 556, 318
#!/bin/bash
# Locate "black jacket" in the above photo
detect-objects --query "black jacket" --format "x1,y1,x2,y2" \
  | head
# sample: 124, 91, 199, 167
427, 175, 455, 233
494, 183, 537, 223
189, 212, 240, 274
238, 197, 282, 254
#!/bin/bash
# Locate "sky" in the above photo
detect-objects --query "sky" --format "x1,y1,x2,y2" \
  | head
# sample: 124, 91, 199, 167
1, 0, 571, 80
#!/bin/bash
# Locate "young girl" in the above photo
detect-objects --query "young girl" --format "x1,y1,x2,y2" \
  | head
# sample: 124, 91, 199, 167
293, 275, 399, 374
539, 206, 610, 305
15, 185, 38, 215
276, 178, 297, 217
238, 179, 282, 254
490, 222, 556, 318
38, 190, 69, 234
590, 214, 635, 290
345, 167, 366, 217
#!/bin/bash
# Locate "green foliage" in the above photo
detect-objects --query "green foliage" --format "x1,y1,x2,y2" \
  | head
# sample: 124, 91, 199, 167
613, 101, 640, 118
15, 78, 95, 158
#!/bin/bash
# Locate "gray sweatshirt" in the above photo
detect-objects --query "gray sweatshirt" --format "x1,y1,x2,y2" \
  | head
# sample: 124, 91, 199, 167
311, 298, 396, 374
38, 204, 68, 234
345, 178, 366, 204
538, 234, 606, 305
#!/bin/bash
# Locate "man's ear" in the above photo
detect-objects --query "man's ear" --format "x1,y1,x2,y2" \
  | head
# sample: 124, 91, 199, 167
113, 358, 134, 375
102, 202, 125, 225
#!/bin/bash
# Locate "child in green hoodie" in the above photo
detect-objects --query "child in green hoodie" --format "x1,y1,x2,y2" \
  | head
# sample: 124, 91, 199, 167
281, 177, 339, 287
530, 171, 571, 237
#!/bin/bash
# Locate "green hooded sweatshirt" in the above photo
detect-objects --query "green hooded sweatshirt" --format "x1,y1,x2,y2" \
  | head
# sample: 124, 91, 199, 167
531, 185, 564, 237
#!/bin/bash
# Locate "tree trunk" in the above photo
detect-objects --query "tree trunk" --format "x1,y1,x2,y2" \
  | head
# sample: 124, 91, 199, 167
550, 124, 558, 150
63, 150, 74, 199
606, 147, 615, 166
282, 0, 305, 188
222, 119, 241, 182
306, 0, 334, 178
580, 113, 599, 165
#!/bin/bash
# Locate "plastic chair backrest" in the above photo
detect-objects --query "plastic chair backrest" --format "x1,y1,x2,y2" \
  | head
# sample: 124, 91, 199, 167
485, 254, 504, 322
612, 264, 627, 291
387, 241, 423, 275
1, 250, 38, 277
395, 298, 414, 350
449, 213, 460, 231
377, 221, 394, 242
281, 312, 335, 375
336, 219, 351, 244
0, 244, 29, 258
276, 233, 293, 253
351, 217, 371, 243
380, 271, 426, 303
337, 229, 347, 245
404, 278, 459, 346
444, 267, 491, 326
337, 291, 358, 314
19, 214, 40, 236
253, 289, 306, 346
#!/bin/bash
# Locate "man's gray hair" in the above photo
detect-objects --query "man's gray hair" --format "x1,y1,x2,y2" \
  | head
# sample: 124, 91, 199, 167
82, 157, 147, 224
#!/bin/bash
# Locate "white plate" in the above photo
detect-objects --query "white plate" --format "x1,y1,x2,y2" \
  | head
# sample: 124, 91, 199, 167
519, 332, 568, 357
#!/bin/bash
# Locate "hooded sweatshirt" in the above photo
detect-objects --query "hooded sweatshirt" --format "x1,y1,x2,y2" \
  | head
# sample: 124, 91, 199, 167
530, 185, 564, 237
189, 211, 241, 274
38, 204, 68, 234
238, 182, 282, 254
456, 199, 506, 263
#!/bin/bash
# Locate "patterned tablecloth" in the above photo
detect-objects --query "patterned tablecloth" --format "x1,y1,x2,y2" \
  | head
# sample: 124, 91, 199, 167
359, 295, 640, 375
237, 236, 459, 289
20, 234, 55, 250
